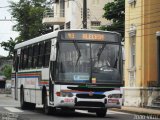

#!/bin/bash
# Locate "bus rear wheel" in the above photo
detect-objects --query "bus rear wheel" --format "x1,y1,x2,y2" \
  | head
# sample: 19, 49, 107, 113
20, 88, 28, 110
20, 88, 36, 110
96, 109, 107, 117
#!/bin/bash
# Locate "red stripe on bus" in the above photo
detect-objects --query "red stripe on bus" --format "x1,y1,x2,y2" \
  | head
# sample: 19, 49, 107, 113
39, 81, 49, 84
17, 73, 41, 76
61, 90, 90, 92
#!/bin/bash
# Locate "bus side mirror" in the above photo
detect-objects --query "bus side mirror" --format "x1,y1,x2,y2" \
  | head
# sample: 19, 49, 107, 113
50, 40, 57, 61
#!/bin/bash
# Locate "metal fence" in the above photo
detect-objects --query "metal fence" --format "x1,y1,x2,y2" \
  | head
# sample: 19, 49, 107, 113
43, 9, 65, 18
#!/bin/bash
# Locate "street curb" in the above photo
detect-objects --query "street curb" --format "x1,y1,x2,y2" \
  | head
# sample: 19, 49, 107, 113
110, 107, 160, 116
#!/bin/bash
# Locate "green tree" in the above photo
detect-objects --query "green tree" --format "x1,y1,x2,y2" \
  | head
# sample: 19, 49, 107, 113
100, 0, 125, 38
0, 38, 19, 58
0, 0, 52, 57
2, 65, 12, 79
9, 0, 52, 41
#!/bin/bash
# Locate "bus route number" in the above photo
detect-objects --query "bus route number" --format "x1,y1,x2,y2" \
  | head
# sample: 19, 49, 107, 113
67, 33, 75, 39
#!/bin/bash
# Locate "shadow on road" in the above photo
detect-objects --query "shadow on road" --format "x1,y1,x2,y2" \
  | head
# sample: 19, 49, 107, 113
19, 107, 114, 119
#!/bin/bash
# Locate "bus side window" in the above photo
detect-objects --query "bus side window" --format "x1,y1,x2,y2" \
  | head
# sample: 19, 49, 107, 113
32, 44, 39, 68
23, 47, 28, 69
13, 50, 17, 71
44, 40, 51, 67
19, 49, 24, 69
28, 46, 33, 68
38, 42, 45, 67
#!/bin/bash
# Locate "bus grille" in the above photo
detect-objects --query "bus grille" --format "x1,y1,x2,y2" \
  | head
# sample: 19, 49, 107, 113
76, 94, 105, 99
75, 101, 105, 108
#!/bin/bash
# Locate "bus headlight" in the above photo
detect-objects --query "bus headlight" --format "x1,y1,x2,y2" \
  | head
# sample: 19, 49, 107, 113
108, 94, 122, 98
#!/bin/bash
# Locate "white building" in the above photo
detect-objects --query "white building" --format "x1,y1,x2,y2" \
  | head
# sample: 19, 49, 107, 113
42, 0, 113, 30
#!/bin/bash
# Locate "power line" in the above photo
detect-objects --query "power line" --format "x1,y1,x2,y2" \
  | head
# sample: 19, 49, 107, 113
125, 33, 156, 38
126, 10, 160, 21
127, 1, 160, 8
0, 19, 16, 21
125, 19, 160, 29
0, 6, 9, 8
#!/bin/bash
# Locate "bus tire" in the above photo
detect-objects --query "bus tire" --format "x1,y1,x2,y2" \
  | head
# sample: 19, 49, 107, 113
61, 108, 75, 112
43, 93, 54, 115
68, 108, 75, 112
20, 88, 28, 110
96, 109, 107, 117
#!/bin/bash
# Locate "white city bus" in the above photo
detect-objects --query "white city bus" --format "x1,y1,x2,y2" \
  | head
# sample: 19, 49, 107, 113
12, 29, 123, 117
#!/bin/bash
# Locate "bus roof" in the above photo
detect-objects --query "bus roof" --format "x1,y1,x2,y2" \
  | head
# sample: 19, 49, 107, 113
14, 30, 59, 49
14, 29, 121, 49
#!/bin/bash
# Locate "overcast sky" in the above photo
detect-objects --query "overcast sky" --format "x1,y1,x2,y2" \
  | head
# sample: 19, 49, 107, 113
0, 0, 19, 57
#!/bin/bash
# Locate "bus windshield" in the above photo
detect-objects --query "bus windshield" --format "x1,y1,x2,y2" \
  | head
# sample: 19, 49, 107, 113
55, 41, 121, 84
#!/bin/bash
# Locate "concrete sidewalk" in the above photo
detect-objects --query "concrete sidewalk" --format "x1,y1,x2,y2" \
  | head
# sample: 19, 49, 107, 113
0, 94, 19, 107
112, 106, 160, 115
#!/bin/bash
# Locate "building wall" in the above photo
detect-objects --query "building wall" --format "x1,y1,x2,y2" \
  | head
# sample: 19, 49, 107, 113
53, 0, 113, 30
125, 0, 160, 88
124, 0, 160, 107
125, 0, 143, 87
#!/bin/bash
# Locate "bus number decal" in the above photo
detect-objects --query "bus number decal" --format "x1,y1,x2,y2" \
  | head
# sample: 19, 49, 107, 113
64, 98, 74, 103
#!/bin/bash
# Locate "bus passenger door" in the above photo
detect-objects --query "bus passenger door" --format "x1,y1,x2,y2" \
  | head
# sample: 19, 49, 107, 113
49, 61, 56, 102
49, 39, 57, 102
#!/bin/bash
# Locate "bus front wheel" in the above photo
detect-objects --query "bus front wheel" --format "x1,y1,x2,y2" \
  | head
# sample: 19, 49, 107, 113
96, 109, 107, 117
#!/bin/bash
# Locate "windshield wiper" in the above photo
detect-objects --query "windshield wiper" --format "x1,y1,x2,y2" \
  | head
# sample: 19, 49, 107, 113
74, 41, 81, 66
97, 43, 106, 61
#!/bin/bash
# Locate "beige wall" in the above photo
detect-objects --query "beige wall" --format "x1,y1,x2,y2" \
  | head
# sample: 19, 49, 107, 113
125, 0, 160, 87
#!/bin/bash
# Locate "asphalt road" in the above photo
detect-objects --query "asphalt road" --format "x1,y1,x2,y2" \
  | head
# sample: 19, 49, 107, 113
0, 94, 159, 120
0, 106, 135, 120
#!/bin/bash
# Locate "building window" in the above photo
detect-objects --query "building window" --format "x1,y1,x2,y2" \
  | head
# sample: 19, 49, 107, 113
60, 25, 64, 30
91, 21, 101, 27
60, 0, 65, 17
66, 21, 70, 29
91, 21, 101, 29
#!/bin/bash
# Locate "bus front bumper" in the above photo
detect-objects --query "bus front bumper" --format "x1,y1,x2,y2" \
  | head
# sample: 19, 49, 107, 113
54, 97, 121, 109
54, 97, 108, 109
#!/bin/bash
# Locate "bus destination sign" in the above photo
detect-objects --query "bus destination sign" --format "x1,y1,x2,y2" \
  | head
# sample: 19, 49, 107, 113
60, 31, 119, 42
66, 33, 104, 41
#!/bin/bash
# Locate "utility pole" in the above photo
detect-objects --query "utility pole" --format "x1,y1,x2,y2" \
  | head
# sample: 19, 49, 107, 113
83, 0, 87, 29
